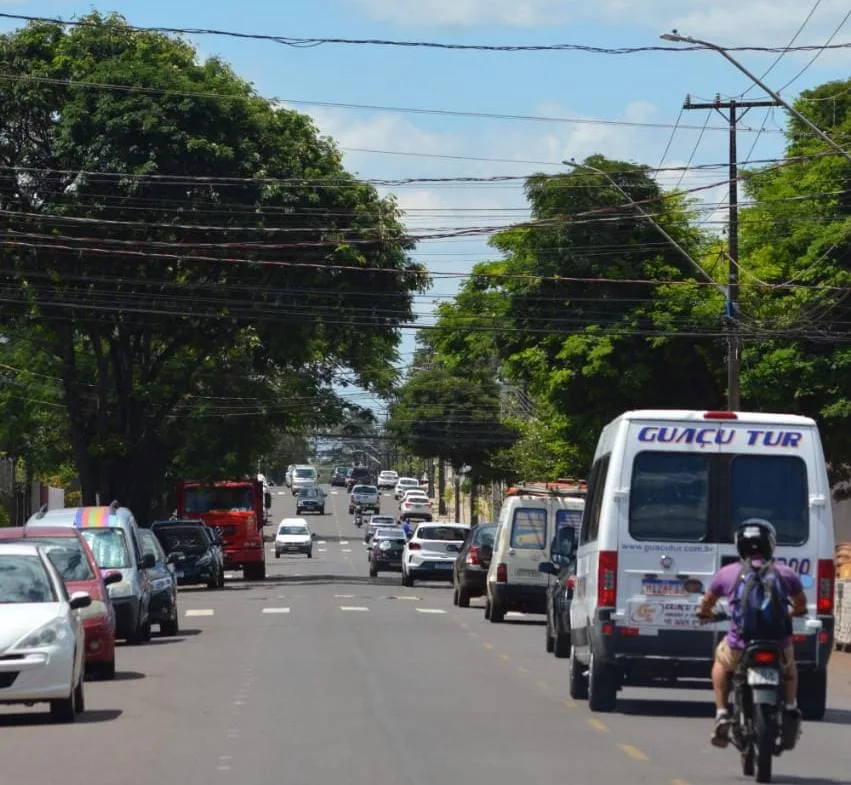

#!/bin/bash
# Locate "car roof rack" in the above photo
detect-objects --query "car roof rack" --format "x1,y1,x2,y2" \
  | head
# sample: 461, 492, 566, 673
506, 479, 588, 498
33, 503, 48, 519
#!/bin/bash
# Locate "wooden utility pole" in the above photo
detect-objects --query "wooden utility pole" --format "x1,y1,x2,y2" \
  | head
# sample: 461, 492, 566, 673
682, 95, 780, 410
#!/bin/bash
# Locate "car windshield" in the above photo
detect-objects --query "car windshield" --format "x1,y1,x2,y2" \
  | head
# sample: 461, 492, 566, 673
474, 525, 497, 546
80, 528, 132, 569
184, 487, 254, 513
0, 554, 57, 603
278, 526, 308, 536
370, 518, 395, 526
37, 538, 95, 581
155, 527, 209, 553
376, 531, 406, 541
417, 526, 468, 541
298, 488, 319, 498
294, 469, 315, 478
353, 485, 377, 494
399, 479, 418, 486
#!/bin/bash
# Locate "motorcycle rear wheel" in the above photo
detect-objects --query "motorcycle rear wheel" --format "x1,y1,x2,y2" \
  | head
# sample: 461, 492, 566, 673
754, 703, 775, 783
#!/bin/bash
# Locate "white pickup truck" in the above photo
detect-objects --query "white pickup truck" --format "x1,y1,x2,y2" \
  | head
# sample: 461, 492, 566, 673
349, 484, 381, 514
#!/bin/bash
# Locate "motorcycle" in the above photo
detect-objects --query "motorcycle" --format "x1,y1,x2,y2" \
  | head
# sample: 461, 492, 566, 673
353, 506, 364, 528
710, 611, 816, 783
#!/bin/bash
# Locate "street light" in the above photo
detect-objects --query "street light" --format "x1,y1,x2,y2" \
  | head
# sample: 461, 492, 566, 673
561, 159, 726, 296
660, 32, 851, 165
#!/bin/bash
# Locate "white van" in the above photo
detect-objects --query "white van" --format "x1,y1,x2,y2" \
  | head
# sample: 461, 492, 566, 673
290, 465, 317, 495
568, 409, 836, 718
484, 487, 586, 623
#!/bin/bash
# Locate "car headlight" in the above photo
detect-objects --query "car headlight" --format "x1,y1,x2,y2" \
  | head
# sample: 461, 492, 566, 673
108, 580, 134, 599
151, 577, 172, 591
197, 554, 213, 566
13, 618, 69, 650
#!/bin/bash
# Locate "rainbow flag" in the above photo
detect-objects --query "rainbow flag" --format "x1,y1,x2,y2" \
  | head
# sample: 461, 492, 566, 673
73, 507, 113, 529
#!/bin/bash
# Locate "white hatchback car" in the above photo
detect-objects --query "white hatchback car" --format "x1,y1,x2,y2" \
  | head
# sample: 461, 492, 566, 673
274, 518, 314, 558
394, 477, 420, 500
401, 522, 470, 587
0, 542, 90, 722
399, 490, 432, 521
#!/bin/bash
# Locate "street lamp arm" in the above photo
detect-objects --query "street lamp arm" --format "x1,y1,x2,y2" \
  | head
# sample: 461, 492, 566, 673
562, 159, 726, 295
660, 32, 851, 165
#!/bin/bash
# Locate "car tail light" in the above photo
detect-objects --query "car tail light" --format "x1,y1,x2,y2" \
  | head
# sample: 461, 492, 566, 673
597, 551, 617, 608
408, 542, 421, 550
703, 411, 738, 419
466, 546, 480, 565
753, 650, 778, 665
564, 575, 575, 590
496, 563, 507, 582
817, 559, 835, 614
244, 537, 262, 548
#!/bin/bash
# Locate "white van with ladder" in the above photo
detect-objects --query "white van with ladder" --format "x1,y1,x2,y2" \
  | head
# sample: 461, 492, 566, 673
568, 409, 835, 718
484, 482, 586, 623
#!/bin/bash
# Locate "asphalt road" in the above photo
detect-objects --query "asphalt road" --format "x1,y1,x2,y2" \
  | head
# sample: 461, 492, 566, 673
1, 485, 850, 785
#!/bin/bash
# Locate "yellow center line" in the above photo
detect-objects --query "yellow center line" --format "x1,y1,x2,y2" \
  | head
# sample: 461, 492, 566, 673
499, 653, 512, 661
482, 642, 494, 650
587, 718, 609, 733
670, 780, 692, 785
536, 680, 551, 691
468, 631, 479, 638
619, 744, 649, 761
562, 698, 576, 709
516, 665, 530, 674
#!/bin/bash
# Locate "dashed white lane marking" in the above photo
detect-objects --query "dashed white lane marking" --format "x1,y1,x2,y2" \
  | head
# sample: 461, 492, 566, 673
335, 593, 355, 598
340, 540, 349, 545
396, 596, 420, 601
318, 540, 327, 544
342, 548, 352, 553
416, 608, 446, 614
506, 612, 528, 618
186, 609, 215, 617
318, 548, 328, 552
262, 607, 291, 614
340, 606, 369, 612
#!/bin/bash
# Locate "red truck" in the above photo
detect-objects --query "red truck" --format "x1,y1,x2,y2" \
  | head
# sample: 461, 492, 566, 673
176, 479, 269, 580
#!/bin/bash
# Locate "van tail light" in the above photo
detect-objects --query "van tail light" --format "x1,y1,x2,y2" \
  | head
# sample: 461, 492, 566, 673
597, 551, 617, 608
408, 542, 422, 551
817, 559, 835, 614
244, 536, 262, 548
753, 650, 778, 665
703, 411, 738, 419
496, 563, 507, 583
565, 575, 576, 590
466, 546, 480, 566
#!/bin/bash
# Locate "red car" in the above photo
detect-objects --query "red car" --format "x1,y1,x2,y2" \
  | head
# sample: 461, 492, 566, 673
0, 525, 121, 679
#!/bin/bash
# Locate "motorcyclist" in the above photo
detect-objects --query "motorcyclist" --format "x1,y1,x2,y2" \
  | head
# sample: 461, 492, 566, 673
696, 518, 806, 748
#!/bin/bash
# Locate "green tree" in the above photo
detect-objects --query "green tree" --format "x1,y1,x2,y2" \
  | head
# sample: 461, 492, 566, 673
434, 156, 725, 472
739, 78, 851, 486
0, 14, 426, 519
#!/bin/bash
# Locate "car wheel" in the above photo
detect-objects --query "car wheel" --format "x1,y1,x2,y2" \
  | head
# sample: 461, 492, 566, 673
402, 571, 414, 587
452, 585, 460, 606
369, 563, 378, 577
553, 628, 571, 658
321, 508, 325, 515
545, 615, 555, 653
489, 596, 505, 623
161, 615, 179, 636
568, 646, 588, 700
94, 658, 116, 681
74, 675, 85, 713
457, 584, 471, 608
587, 652, 618, 712
484, 598, 491, 620
798, 670, 827, 720
275, 552, 280, 559
306, 549, 313, 559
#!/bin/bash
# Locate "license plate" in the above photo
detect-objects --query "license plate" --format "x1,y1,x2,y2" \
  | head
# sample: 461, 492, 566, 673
434, 562, 453, 569
176, 569, 184, 579
517, 568, 540, 577
747, 668, 780, 686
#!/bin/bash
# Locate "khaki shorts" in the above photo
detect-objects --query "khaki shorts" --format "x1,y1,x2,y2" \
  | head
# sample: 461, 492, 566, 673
716, 636, 796, 677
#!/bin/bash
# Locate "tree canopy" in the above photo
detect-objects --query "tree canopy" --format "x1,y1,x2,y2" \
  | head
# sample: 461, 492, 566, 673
0, 13, 426, 519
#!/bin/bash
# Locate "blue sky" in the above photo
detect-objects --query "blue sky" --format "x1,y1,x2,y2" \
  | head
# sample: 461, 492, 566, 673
2, 1, 850, 419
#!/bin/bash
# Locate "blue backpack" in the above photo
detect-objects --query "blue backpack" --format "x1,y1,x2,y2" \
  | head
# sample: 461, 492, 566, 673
730, 560, 792, 642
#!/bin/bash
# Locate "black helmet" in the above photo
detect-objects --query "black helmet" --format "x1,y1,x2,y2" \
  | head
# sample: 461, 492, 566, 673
735, 518, 777, 561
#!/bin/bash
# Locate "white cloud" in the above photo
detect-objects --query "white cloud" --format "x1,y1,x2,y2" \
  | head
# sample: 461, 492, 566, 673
349, 0, 851, 50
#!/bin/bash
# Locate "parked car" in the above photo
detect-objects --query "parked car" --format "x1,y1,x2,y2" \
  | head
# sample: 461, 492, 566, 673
349, 484, 380, 515
377, 470, 399, 490
0, 542, 89, 722
28, 504, 155, 645
401, 522, 470, 587
452, 522, 496, 608
369, 528, 408, 576
539, 527, 578, 657
274, 519, 315, 558
151, 520, 225, 589
296, 485, 326, 515
138, 528, 180, 636
0, 526, 120, 680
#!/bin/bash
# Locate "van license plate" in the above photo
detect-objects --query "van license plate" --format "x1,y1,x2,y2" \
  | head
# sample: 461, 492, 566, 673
747, 669, 779, 686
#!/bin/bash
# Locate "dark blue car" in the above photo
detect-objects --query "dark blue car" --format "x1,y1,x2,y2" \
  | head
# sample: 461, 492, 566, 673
151, 520, 225, 590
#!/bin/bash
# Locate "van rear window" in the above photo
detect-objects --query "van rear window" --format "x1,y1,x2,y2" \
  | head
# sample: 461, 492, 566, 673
731, 455, 808, 546
629, 453, 709, 542
510, 508, 547, 549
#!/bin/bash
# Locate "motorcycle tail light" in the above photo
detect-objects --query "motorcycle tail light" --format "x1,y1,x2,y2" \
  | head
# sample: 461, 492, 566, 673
753, 650, 778, 665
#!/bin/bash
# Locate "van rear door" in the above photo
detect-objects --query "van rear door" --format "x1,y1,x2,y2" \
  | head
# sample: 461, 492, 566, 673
617, 420, 722, 639
507, 503, 550, 587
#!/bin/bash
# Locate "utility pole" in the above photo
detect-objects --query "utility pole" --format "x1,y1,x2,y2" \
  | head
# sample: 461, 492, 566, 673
682, 94, 779, 411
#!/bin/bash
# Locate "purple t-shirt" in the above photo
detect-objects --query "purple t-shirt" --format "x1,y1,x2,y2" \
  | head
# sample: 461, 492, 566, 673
709, 561, 803, 649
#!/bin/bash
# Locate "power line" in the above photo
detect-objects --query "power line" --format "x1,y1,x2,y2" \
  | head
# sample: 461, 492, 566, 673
1, 12, 850, 55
